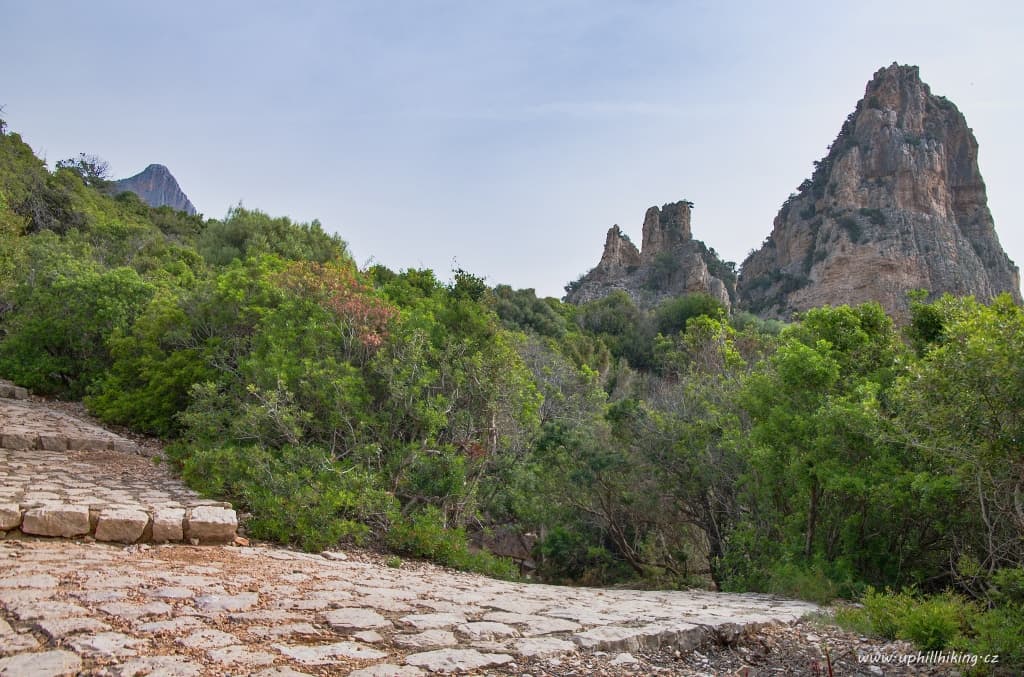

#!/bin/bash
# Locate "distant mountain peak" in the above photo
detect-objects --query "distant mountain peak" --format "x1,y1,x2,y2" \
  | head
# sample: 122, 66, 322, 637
113, 164, 197, 215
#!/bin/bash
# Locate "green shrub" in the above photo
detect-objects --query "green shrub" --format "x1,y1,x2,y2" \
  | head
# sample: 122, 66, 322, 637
898, 593, 973, 651
387, 506, 517, 579
168, 442, 397, 552
765, 562, 849, 605
988, 567, 1024, 606
955, 604, 1024, 674
535, 526, 633, 585
838, 215, 863, 243
858, 207, 886, 226
835, 588, 974, 650
0, 264, 154, 397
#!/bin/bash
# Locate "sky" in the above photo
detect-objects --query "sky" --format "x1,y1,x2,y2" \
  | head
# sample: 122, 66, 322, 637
2, 1, 1021, 298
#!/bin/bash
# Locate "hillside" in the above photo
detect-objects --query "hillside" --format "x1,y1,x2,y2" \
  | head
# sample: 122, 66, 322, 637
1, 101, 1023, 674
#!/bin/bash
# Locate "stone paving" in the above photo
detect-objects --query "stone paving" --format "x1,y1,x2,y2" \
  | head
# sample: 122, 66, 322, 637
0, 540, 818, 676
0, 387, 820, 675
0, 395, 237, 545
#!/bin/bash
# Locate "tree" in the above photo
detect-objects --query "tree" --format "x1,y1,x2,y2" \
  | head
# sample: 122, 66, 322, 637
894, 294, 1024, 586
55, 153, 111, 190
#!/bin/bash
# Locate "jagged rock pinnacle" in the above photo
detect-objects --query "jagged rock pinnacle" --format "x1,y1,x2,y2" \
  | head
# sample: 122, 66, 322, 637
738, 63, 1020, 319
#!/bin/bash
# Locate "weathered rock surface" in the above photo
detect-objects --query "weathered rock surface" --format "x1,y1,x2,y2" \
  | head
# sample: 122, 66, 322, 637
565, 201, 736, 310
21, 505, 90, 538
94, 508, 149, 543
739, 63, 1021, 319
112, 164, 197, 215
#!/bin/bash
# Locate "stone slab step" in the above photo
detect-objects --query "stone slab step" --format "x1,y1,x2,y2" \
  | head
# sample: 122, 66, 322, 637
0, 432, 138, 454
0, 381, 28, 400
0, 502, 238, 545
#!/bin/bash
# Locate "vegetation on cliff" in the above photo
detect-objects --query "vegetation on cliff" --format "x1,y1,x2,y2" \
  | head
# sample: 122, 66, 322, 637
1, 119, 1021, 672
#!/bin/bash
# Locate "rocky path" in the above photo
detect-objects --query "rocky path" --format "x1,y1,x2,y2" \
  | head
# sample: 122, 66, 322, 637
3, 387, 923, 676
0, 395, 237, 545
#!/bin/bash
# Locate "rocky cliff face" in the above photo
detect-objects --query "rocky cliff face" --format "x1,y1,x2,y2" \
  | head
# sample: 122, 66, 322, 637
565, 201, 736, 310
738, 64, 1021, 319
113, 164, 197, 215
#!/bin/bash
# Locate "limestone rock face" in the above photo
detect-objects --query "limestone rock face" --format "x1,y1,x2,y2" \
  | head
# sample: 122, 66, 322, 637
565, 201, 735, 310
600, 225, 642, 273
113, 164, 197, 215
739, 63, 1021, 319
641, 202, 692, 261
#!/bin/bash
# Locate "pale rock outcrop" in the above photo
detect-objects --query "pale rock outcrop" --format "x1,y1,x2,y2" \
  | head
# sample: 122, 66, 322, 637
565, 201, 735, 310
739, 63, 1021, 319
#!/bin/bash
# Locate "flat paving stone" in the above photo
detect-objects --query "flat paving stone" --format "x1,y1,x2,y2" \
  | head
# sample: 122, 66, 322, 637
7, 600, 87, 621
0, 649, 82, 676
512, 636, 578, 658
99, 600, 173, 620
323, 607, 392, 630
113, 655, 203, 677
249, 622, 322, 638
137, 616, 206, 633
405, 648, 514, 673
208, 644, 277, 665
275, 641, 388, 664
0, 574, 58, 588
395, 629, 459, 649
0, 629, 41, 653
400, 612, 466, 630
178, 628, 238, 649
194, 591, 258, 612
481, 611, 580, 636
68, 631, 149, 657
36, 616, 111, 639
348, 665, 425, 677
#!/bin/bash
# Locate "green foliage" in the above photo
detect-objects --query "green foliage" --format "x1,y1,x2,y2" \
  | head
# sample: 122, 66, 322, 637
387, 506, 518, 578
905, 289, 944, 355
837, 214, 863, 243
198, 206, 348, 266
576, 291, 654, 369
957, 603, 1024, 674
653, 293, 725, 337
168, 442, 394, 551
534, 525, 632, 585
894, 295, 1024, 573
0, 253, 154, 397
55, 153, 111, 190
763, 561, 850, 605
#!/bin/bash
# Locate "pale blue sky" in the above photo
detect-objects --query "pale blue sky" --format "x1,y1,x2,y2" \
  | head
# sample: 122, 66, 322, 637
2, 1, 1021, 297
